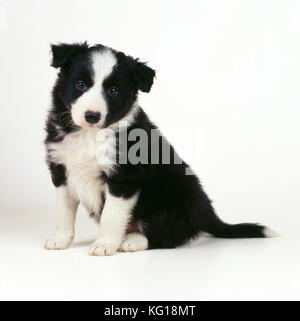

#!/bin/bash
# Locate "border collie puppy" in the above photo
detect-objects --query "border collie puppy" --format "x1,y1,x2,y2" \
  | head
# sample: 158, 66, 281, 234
45, 42, 276, 256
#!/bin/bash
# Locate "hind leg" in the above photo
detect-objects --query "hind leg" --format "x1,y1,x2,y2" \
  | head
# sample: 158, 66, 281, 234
119, 233, 149, 252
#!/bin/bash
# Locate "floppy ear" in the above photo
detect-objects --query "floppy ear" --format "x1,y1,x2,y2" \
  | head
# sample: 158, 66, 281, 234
50, 42, 89, 68
132, 59, 156, 93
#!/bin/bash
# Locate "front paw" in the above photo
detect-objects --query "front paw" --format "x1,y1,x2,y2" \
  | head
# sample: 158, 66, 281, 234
88, 240, 118, 256
44, 234, 74, 250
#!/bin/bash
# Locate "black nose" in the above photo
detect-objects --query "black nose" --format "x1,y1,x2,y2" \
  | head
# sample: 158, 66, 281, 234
85, 110, 101, 124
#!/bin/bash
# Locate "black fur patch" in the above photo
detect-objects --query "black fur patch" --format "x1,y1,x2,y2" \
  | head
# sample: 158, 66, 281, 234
48, 162, 67, 187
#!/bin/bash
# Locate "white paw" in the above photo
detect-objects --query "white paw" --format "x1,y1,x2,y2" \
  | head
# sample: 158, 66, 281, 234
44, 234, 74, 250
119, 233, 148, 252
88, 240, 118, 256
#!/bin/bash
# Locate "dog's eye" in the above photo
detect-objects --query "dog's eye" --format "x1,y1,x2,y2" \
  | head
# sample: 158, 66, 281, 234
107, 87, 119, 97
75, 80, 87, 91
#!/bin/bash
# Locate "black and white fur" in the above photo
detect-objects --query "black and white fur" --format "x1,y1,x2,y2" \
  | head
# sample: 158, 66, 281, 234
45, 42, 276, 256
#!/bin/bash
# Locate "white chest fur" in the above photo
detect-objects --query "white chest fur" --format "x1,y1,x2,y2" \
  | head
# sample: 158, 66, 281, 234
47, 129, 116, 215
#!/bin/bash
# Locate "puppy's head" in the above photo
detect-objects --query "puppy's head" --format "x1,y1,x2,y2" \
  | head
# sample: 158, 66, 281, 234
51, 42, 155, 129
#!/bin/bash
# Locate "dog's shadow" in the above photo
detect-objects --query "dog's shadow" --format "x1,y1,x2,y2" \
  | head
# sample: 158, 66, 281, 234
69, 235, 222, 251
70, 240, 93, 248
186, 235, 223, 248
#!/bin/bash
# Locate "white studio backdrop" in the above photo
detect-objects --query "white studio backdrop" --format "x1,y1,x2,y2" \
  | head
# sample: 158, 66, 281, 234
0, 0, 300, 300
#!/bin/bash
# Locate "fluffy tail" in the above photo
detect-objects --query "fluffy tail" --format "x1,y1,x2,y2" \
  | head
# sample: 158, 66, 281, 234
204, 214, 278, 238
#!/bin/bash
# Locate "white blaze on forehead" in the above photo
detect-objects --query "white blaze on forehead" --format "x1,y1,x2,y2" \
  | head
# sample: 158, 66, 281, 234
92, 49, 117, 87
71, 49, 117, 128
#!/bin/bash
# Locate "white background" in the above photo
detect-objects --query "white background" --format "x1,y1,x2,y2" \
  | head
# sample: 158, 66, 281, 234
0, 0, 299, 300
